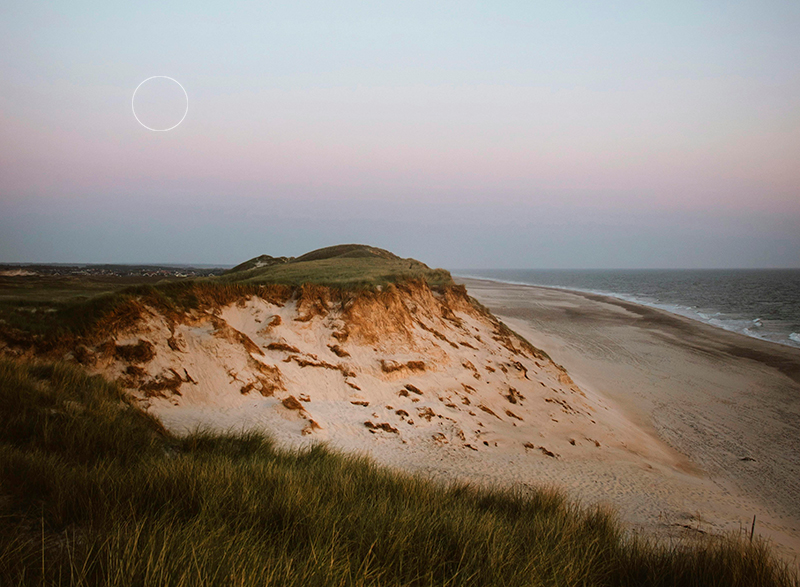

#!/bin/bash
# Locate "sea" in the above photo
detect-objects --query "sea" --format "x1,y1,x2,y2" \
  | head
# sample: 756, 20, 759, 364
456, 269, 800, 350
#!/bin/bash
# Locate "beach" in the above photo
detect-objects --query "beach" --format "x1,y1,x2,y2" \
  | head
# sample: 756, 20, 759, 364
124, 274, 800, 564
48, 264, 800, 563
458, 277, 800, 561
109, 274, 800, 563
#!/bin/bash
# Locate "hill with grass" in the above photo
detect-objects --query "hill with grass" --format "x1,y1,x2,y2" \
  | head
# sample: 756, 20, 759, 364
0, 245, 797, 585
225, 254, 292, 274
220, 244, 452, 288
0, 245, 450, 349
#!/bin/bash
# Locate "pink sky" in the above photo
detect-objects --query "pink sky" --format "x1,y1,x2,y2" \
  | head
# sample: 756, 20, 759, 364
1, 2, 798, 266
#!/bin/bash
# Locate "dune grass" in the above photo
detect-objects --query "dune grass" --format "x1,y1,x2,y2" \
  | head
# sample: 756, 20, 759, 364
0, 273, 431, 348
0, 358, 796, 587
0, 275, 126, 304
0, 246, 451, 349
0, 281, 293, 350
221, 256, 453, 289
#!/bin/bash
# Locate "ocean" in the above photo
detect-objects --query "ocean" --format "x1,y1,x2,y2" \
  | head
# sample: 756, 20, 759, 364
456, 269, 800, 350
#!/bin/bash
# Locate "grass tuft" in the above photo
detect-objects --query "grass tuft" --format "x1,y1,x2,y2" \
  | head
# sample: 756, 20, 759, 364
0, 357, 796, 586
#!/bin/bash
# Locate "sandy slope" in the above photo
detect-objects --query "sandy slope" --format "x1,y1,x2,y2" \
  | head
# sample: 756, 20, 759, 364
459, 277, 800, 563
90, 283, 668, 464
80, 279, 800, 562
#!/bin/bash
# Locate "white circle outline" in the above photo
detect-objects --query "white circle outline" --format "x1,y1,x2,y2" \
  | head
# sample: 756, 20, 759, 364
131, 76, 188, 132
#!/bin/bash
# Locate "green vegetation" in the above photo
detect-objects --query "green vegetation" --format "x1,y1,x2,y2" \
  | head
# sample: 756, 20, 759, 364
0, 245, 451, 348
221, 244, 453, 288
0, 275, 125, 304
0, 274, 149, 340
223, 256, 451, 288
292, 244, 400, 263
226, 254, 292, 274
0, 281, 289, 347
0, 358, 796, 587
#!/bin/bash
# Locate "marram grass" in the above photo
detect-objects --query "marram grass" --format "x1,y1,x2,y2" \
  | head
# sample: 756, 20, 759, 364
0, 358, 796, 586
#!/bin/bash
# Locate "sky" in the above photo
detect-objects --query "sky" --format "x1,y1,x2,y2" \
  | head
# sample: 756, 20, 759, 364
1, 1, 798, 269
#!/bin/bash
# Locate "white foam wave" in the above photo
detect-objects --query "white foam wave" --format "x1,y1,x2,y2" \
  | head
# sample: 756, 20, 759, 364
455, 274, 800, 350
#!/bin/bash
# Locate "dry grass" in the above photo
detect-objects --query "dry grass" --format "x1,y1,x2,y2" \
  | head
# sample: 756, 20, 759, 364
222, 255, 453, 289
0, 281, 291, 352
114, 339, 156, 363
0, 358, 797, 587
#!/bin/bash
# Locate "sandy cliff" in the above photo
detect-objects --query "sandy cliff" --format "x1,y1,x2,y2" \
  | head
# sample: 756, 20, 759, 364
70, 281, 674, 470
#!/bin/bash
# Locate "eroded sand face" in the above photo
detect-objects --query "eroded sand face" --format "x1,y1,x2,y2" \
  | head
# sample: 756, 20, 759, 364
82, 280, 800, 562
90, 283, 668, 463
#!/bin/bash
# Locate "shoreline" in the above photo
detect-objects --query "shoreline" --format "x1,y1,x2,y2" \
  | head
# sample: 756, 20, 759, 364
453, 273, 800, 353
457, 277, 800, 562
457, 276, 800, 384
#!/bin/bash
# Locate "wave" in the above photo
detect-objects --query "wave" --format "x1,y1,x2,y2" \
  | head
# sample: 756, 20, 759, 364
456, 274, 800, 350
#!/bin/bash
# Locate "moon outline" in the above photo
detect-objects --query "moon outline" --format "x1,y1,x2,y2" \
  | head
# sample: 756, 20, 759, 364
132, 76, 189, 132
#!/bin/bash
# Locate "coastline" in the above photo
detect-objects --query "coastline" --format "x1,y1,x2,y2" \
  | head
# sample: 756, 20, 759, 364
457, 276, 800, 561
454, 272, 800, 352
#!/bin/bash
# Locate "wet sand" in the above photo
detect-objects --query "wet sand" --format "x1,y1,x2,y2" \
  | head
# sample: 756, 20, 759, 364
458, 277, 800, 562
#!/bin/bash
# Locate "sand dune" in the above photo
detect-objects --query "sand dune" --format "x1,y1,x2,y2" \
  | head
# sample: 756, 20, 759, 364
88, 282, 667, 466
76, 278, 800, 562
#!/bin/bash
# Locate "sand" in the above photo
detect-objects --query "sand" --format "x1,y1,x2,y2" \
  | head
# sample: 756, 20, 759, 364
458, 277, 800, 562
82, 279, 800, 564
